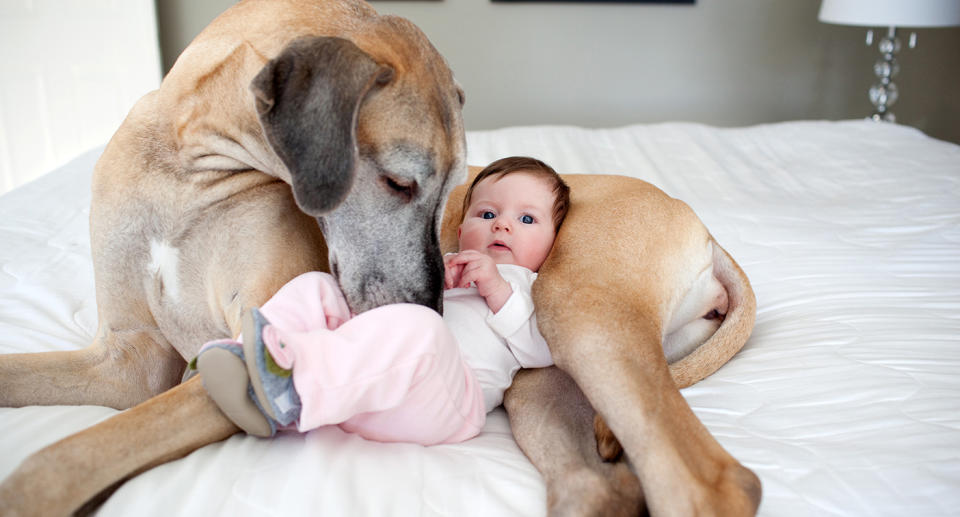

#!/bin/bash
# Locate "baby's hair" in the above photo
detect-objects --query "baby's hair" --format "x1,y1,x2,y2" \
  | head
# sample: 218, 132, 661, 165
462, 157, 570, 232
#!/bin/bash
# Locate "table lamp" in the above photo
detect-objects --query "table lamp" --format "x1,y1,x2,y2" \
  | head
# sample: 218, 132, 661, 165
818, 0, 960, 122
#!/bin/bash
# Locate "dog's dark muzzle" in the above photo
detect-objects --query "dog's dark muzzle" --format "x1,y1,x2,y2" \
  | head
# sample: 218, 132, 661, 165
328, 250, 444, 315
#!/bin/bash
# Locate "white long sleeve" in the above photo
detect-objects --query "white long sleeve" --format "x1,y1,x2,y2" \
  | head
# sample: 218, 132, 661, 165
443, 264, 553, 412
486, 266, 553, 368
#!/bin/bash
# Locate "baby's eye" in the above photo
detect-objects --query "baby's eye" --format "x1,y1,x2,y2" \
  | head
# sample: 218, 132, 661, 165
520, 215, 535, 224
481, 211, 496, 220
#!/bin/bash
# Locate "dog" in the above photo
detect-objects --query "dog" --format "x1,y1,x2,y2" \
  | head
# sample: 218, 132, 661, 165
441, 171, 762, 516
0, 0, 467, 514
0, 1, 760, 515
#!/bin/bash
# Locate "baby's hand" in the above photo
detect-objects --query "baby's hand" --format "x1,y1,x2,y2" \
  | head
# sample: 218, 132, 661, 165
443, 251, 513, 313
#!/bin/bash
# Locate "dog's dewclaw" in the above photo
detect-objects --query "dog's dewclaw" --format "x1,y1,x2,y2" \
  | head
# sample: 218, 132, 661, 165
594, 414, 624, 462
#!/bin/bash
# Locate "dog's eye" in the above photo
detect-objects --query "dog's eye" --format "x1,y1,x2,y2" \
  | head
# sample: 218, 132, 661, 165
381, 175, 416, 201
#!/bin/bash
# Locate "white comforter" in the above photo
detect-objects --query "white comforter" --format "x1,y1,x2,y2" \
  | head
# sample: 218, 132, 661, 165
1, 120, 958, 516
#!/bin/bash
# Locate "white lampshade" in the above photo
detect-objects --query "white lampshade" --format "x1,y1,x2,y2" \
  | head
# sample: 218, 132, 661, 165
819, 0, 960, 27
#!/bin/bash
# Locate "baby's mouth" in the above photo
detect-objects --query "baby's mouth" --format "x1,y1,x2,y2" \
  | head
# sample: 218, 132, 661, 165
489, 241, 510, 251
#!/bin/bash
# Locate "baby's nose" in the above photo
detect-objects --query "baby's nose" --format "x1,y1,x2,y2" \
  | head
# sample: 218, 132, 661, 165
493, 217, 511, 232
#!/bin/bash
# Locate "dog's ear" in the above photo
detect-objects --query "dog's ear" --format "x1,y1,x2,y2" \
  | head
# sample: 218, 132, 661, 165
251, 36, 392, 215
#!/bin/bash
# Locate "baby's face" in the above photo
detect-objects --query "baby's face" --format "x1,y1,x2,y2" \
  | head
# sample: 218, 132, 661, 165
457, 172, 557, 272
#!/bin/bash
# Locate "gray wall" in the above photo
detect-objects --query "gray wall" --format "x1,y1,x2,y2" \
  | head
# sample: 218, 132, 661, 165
156, 0, 960, 144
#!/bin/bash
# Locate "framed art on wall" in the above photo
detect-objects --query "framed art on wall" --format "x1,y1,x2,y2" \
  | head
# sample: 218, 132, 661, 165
492, 0, 694, 3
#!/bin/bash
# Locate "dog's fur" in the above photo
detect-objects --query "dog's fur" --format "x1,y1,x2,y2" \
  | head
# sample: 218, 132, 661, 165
0, 1, 760, 515
442, 171, 761, 516
0, 0, 466, 514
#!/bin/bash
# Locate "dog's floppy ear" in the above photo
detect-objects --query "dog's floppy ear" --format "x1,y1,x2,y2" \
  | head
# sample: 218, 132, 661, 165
251, 36, 392, 215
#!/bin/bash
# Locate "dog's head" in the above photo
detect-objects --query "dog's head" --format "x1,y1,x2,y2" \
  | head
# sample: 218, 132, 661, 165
251, 23, 466, 313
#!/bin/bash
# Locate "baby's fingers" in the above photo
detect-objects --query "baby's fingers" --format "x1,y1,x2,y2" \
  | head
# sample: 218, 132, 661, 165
445, 264, 463, 289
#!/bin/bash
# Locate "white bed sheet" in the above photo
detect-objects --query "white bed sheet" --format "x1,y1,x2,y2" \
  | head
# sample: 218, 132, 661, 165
1, 120, 958, 516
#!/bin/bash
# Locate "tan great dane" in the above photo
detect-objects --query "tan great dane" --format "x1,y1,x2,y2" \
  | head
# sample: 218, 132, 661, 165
0, 0, 759, 515
0, 0, 466, 513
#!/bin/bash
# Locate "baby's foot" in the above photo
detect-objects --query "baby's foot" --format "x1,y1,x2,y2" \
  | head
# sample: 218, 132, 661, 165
242, 308, 302, 426
195, 339, 275, 437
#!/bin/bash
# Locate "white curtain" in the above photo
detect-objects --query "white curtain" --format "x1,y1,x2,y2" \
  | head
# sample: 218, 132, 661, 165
0, 0, 162, 195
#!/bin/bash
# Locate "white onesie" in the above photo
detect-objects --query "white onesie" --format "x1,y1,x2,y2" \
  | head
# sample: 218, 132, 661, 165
442, 264, 553, 412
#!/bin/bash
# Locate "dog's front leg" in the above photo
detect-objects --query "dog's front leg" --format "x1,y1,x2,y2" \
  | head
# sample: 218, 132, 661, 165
0, 376, 239, 517
505, 366, 644, 516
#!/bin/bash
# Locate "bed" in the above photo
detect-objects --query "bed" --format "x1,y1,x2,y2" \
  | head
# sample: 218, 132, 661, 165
1, 119, 958, 516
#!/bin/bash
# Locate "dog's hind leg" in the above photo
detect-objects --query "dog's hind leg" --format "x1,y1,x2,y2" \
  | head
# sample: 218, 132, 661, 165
0, 375, 238, 517
505, 367, 644, 517
538, 308, 760, 517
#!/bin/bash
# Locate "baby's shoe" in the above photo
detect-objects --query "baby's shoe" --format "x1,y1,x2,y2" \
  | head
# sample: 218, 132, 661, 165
242, 307, 302, 427
195, 339, 276, 438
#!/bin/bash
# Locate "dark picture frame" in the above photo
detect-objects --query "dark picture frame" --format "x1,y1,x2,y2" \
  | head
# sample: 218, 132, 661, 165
493, 0, 693, 3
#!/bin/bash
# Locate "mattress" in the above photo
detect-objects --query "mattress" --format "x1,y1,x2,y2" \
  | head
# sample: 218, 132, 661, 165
1, 120, 958, 516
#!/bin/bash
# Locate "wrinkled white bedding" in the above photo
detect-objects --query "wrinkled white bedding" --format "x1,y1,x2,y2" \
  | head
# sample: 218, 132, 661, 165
1, 120, 958, 516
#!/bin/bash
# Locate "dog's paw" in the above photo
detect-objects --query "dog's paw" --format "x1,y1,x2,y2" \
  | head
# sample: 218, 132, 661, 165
593, 414, 624, 462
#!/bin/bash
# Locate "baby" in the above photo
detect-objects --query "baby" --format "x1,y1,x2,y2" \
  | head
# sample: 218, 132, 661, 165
195, 156, 570, 444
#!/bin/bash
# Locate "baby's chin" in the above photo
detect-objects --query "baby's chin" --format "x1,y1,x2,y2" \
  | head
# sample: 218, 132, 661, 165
485, 248, 516, 263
